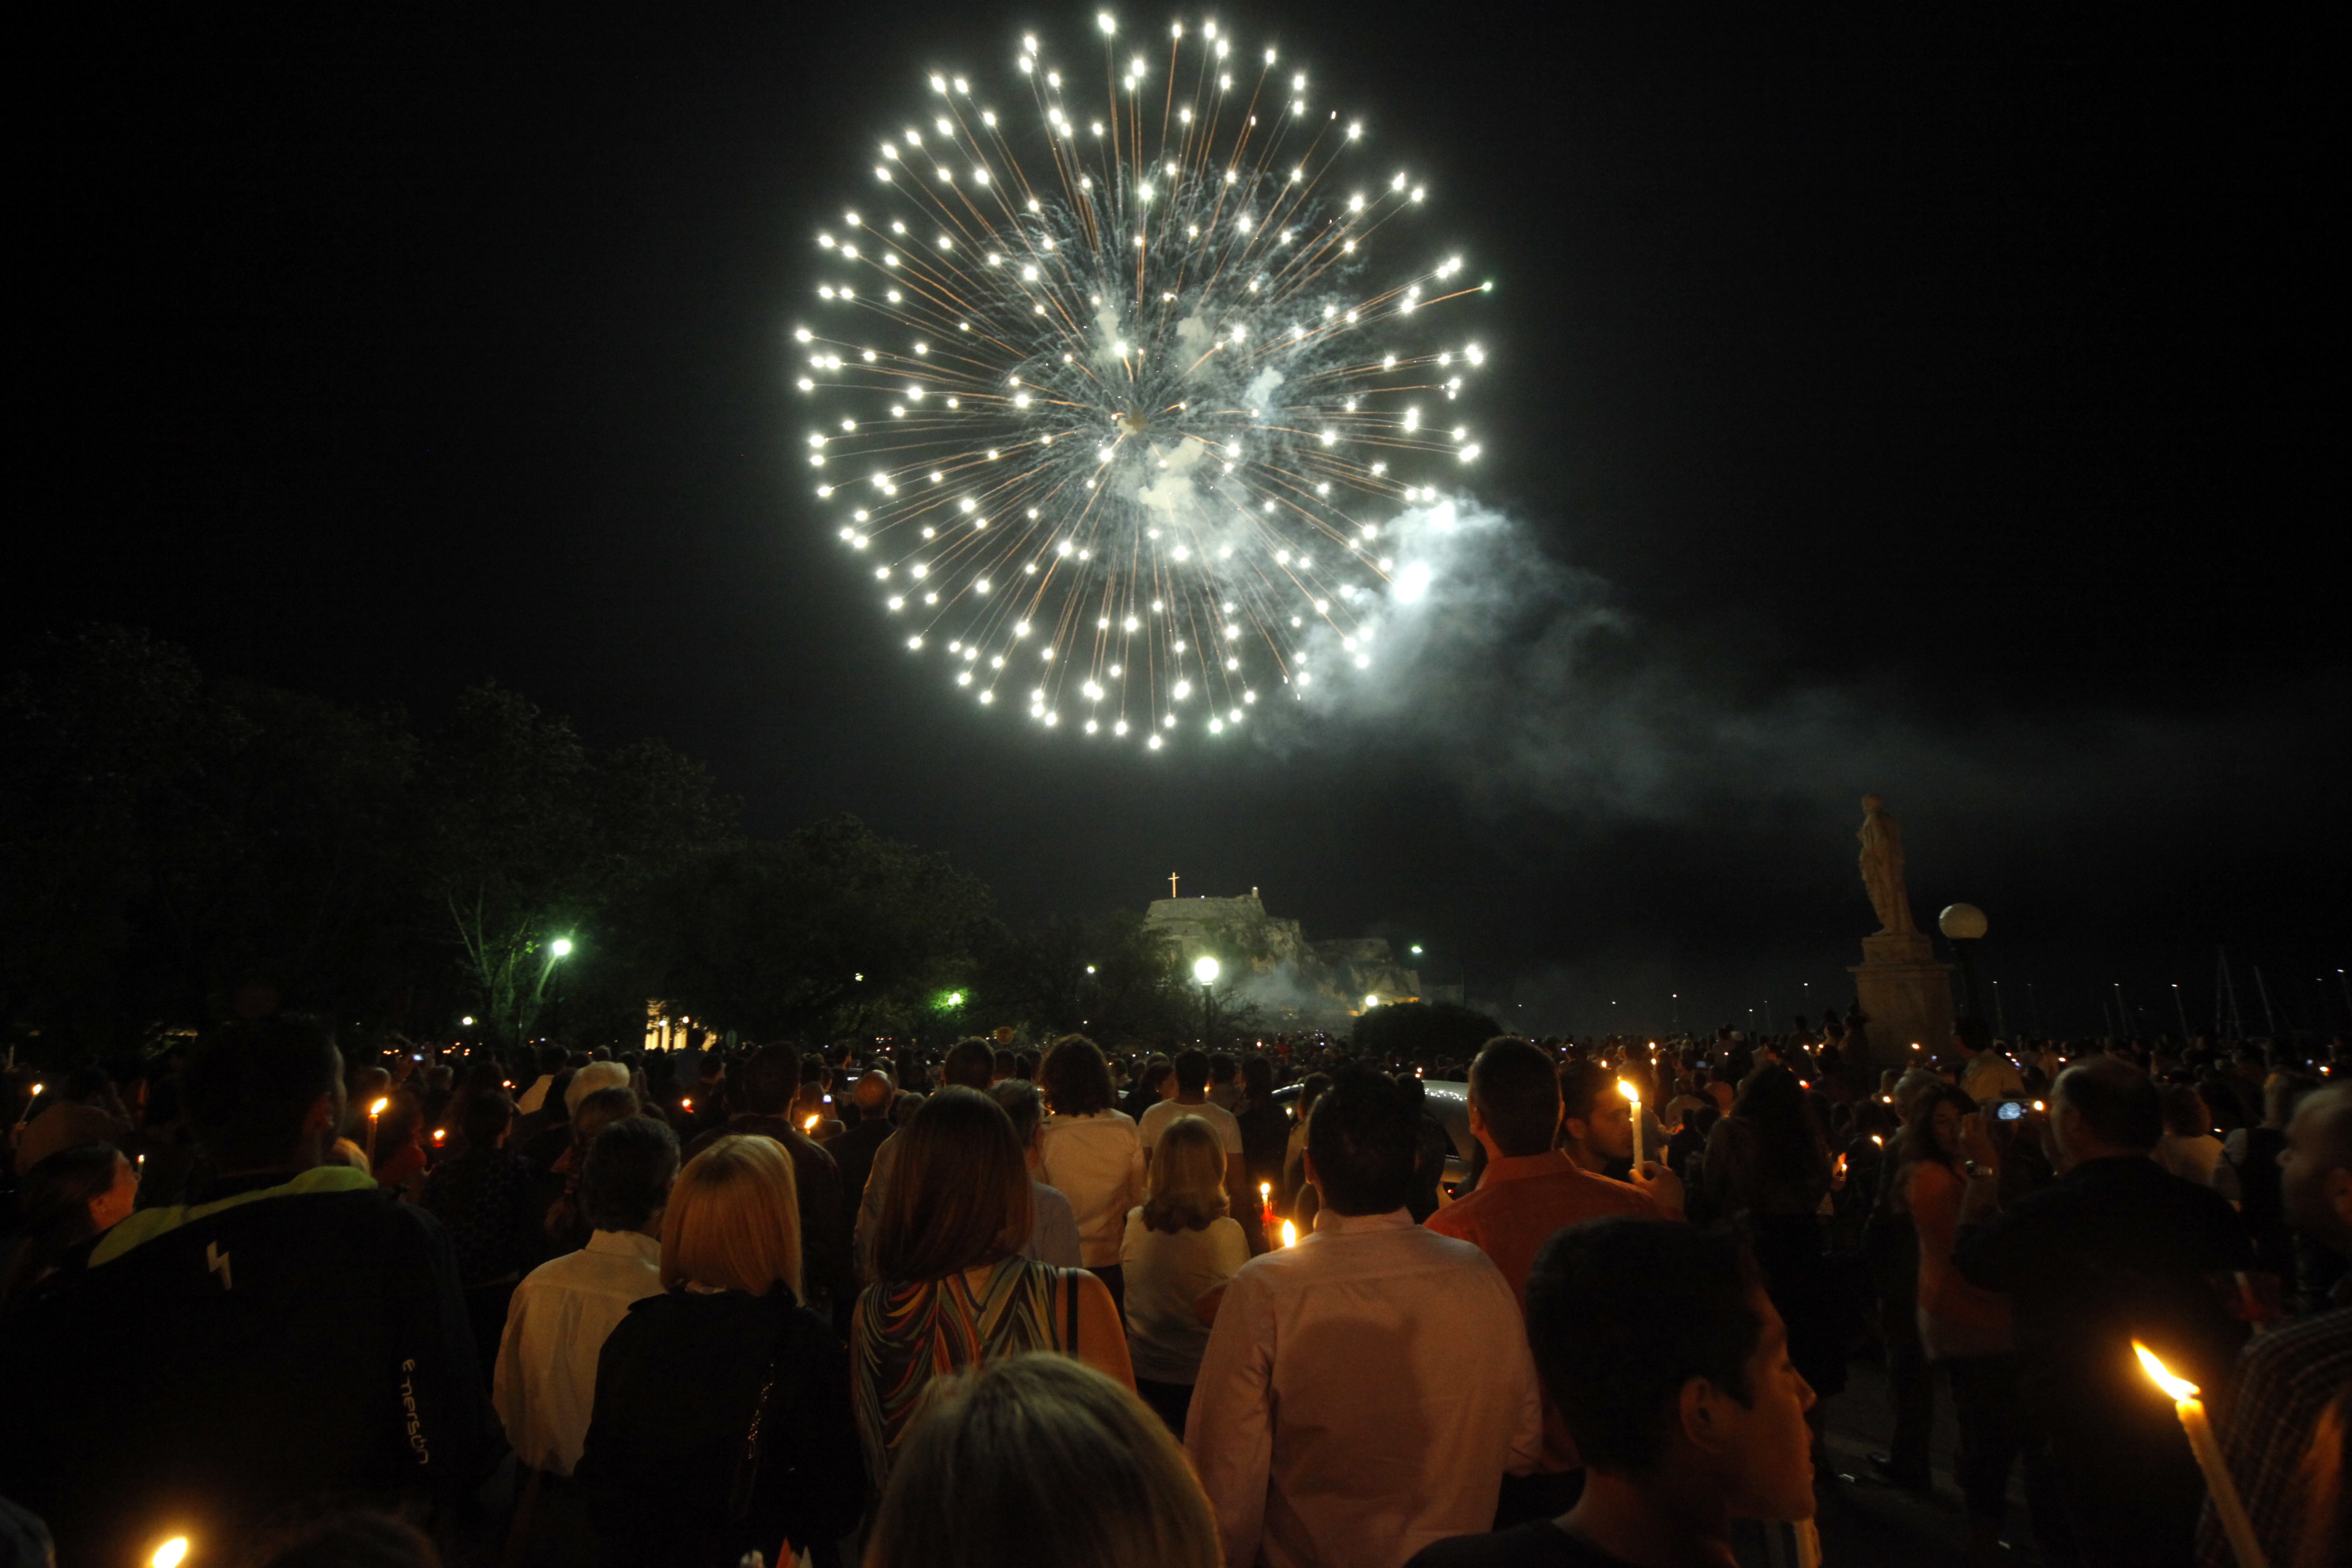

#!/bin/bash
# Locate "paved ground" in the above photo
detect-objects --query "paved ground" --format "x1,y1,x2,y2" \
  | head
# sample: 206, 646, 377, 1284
1749, 1351, 2048, 1568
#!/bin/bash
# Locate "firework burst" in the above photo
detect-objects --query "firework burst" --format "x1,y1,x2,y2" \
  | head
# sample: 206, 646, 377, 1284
797, 13, 1490, 747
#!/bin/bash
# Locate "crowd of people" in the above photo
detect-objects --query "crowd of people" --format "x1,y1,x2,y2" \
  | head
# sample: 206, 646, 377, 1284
1, 1011, 2346, 1568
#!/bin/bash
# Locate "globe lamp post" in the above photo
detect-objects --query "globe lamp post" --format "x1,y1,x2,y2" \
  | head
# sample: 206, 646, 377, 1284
1937, 903, 1989, 1023
1193, 956, 1220, 1042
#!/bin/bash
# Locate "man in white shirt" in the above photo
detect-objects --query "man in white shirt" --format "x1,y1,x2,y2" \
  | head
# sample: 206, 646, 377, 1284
1955, 1019, 2026, 1107
495, 1115, 678, 1476
1188, 1068, 1543, 1568
1139, 1048, 1247, 1218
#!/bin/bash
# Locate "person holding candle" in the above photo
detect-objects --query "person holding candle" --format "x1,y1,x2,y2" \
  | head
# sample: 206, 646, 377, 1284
681, 1043, 850, 1320
1951, 1054, 2253, 1568
992, 1077, 1084, 1269
2194, 1080, 2352, 1568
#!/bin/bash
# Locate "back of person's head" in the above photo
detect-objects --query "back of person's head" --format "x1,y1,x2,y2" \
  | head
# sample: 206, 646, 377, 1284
1242, 1055, 1275, 1100
1305, 1068, 1418, 1216
1208, 1053, 1236, 1085
875, 1085, 1032, 1281
941, 1038, 998, 1090
891, 1090, 924, 1128
865, 1354, 1220, 1568
1040, 1036, 1115, 1115
1172, 1048, 1210, 1094
1295, 1071, 1332, 1121
1526, 1218, 1767, 1475
570, 1085, 640, 1151
239, 1501, 441, 1568
186, 1015, 343, 1171
853, 1068, 895, 1117
1956, 1016, 1993, 1056
661, 1134, 802, 1296
2159, 1084, 2210, 1139
1135, 1061, 1173, 1100
1556, 1058, 1611, 1128
460, 1090, 514, 1149
582, 1115, 680, 1234
992, 1079, 1047, 1149
2057, 1056, 2163, 1152
1, 1143, 128, 1309
737, 1044, 801, 1114
1469, 1038, 1561, 1157
536, 1045, 567, 1077
1142, 1116, 1230, 1233
993, 1047, 1018, 1080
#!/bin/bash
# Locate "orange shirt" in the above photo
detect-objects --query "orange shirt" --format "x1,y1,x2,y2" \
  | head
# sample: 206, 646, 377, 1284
1425, 1152, 1665, 1470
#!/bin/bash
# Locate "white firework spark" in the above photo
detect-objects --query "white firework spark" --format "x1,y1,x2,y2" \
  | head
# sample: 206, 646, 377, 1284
797, 14, 1490, 745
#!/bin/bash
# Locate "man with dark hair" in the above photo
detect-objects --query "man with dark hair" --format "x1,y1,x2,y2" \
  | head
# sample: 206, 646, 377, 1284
1140, 1045, 1247, 1219
1557, 1059, 1635, 1179
1954, 1055, 2252, 1568
1409, 1218, 1817, 1567
0, 1016, 502, 1563
1428, 1039, 1673, 1525
1189, 1067, 1541, 1567
853, 1041, 996, 1279
495, 1115, 677, 1479
682, 1043, 848, 1314
1208, 1051, 1241, 1111
2196, 1081, 2352, 1568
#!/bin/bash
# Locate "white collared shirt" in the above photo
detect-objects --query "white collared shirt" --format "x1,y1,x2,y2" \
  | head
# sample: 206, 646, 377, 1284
1186, 1208, 1543, 1568
493, 1228, 664, 1475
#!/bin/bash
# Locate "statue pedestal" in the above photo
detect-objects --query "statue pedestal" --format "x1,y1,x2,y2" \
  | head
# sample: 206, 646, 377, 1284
1849, 932, 1955, 1075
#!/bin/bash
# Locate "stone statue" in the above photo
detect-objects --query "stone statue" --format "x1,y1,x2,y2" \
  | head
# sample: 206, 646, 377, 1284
1857, 794, 1917, 936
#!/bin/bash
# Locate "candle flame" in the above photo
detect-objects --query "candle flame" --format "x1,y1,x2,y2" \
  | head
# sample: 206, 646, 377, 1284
1617, 1080, 1639, 1105
805, 1115, 820, 1130
153, 1540, 190, 1568
1280, 1219, 1298, 1247
29, 1084, 43, 1096
1834, 1153, 1848, 1177
1258, 1181, 1271, 1199
369, 1098, 389, 1118
2134, 1341, 2199, 1401
432, 1129, 446, 1143
681, 1098, 693, 1112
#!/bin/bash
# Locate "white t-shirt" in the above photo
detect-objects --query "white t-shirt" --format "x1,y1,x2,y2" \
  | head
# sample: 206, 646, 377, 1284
1121, 1209, 1249, 1384
1138, 1098, 1242, 1160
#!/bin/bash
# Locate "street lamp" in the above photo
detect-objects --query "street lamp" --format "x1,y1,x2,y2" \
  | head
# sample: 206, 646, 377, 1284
1193, 956, 1220, 1041
1938, 903, 1989, 1021
549, 937, 574, 958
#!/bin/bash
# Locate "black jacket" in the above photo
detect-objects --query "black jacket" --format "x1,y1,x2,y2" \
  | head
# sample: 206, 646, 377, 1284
0, 1165, 503, 1564
1954, 1154, 2252, 1431
575, 1287, 867, 1566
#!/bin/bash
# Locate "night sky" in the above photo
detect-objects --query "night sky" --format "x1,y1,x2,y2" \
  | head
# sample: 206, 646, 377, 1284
21, 5, 2346, 1038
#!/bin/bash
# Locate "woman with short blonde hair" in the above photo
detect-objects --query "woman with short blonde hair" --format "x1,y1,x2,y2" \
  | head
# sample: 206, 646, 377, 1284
576, 1135, 862, 1565
865, 1354, 1220, 1568
1120, 1115, 1249, 1438
661, 1132, 802, 1296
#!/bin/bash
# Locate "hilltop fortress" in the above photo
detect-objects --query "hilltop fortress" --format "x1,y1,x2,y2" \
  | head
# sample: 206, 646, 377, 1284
1141, 888, 1420, 1028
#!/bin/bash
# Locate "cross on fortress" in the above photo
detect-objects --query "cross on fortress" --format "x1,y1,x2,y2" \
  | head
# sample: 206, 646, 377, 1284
1169, 872, 1179, 898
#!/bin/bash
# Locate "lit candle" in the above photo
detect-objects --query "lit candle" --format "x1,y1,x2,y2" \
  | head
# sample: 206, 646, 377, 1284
152, 1539, 190, 1568
2134, 1342, 2268, 1568
13, 1083, 43, 1131
804, 1114, 820, 1132
1280, 1219, 1297, 1248
1618, 1080, 1643, 1171
365, 1096, 389, 1165
1258, 1180, 1275, 1231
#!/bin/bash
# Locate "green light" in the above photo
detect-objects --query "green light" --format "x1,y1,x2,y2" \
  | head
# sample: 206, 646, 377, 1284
549, 938, 574, 958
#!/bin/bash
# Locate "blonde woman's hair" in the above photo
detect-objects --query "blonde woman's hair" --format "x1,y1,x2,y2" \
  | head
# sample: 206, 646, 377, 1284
1141, 1114, 1228, 1234
866, 1354, 1222, 1568
660, 1134, 802, 1297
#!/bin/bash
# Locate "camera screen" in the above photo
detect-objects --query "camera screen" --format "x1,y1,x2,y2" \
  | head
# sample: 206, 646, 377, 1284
1996, 1100, 2025, 1121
